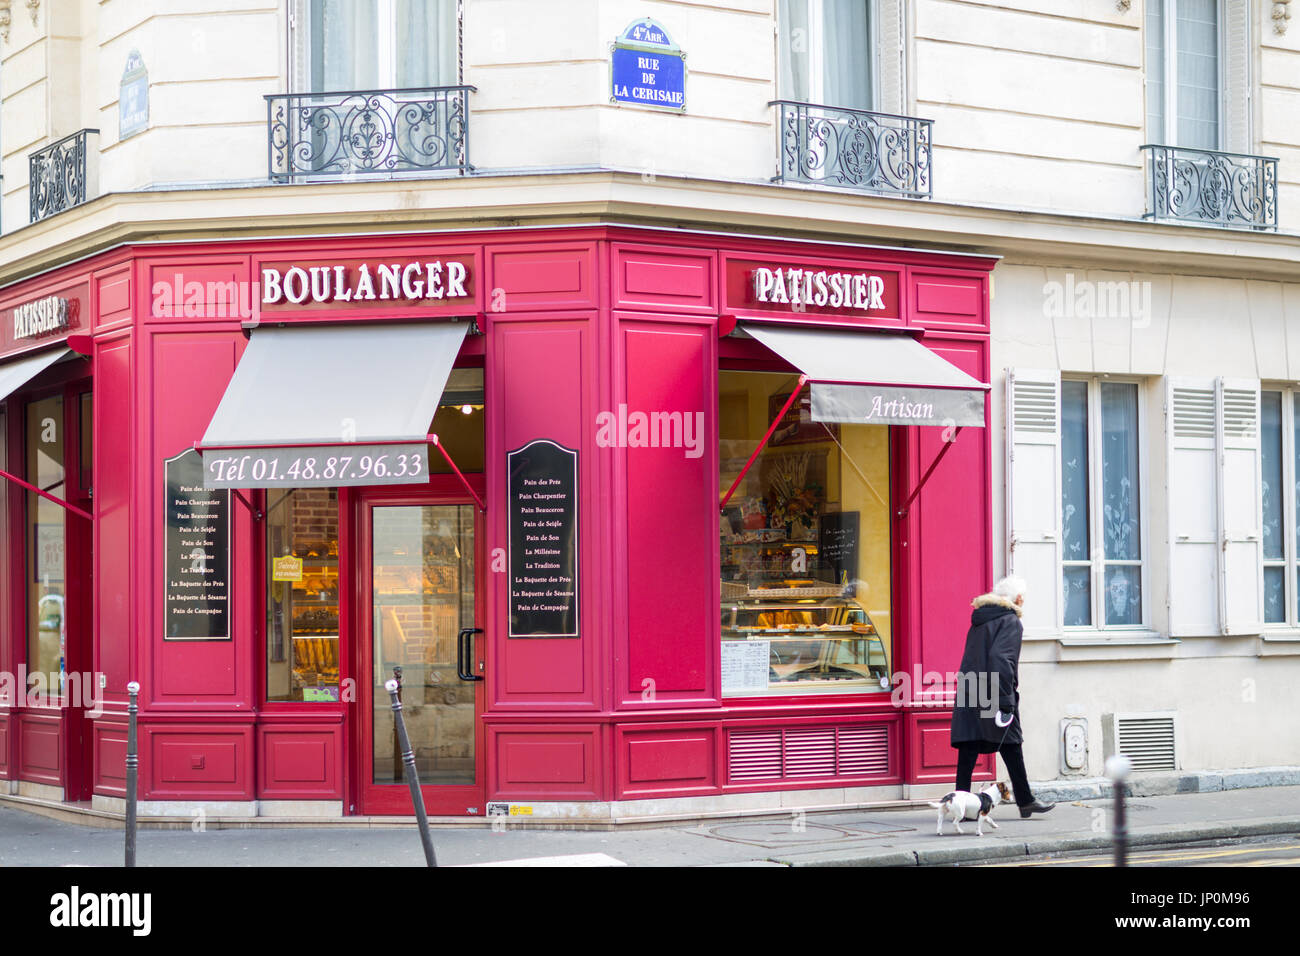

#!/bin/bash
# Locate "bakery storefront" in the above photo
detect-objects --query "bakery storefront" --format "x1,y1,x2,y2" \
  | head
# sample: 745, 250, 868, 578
0, 226, 996, 820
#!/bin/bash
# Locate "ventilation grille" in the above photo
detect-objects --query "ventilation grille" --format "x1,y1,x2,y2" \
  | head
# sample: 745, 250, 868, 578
1012, 379, 1057, 435
1172, 388, 1215, 439
727, 725, 890, 783
1222, 388, 1258, 441
1115, 715, 1177, 772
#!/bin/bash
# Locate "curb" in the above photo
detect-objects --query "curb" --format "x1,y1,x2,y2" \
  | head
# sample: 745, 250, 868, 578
775, 815, 1300, 867
1033, 766, 1300, 803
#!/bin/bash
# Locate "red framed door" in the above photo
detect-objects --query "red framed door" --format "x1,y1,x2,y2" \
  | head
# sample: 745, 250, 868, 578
355, 479, 485, 815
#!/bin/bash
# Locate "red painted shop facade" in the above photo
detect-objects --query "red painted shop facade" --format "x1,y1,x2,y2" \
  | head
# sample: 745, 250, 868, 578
0, 225, 996, 818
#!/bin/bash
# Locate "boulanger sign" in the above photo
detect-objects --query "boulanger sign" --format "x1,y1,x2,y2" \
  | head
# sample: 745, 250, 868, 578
258, 257, 475, 311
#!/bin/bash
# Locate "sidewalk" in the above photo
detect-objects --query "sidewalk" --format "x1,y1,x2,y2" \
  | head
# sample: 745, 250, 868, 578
2, 785, 1299, 866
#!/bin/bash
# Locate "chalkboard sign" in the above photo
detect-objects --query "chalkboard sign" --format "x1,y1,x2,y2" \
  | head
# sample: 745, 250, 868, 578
164, 449, 232, 640
508, 440, 579, 638
818, 511, 860, 597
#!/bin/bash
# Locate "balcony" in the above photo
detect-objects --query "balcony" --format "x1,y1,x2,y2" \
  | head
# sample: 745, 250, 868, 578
266, 86, 475, 183
1142, 145, 1278, 230
769, 101, 932, 199
29, 129, 99, 224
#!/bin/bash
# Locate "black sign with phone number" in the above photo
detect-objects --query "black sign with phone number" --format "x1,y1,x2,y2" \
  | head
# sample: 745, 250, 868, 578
200, 442, 431, 489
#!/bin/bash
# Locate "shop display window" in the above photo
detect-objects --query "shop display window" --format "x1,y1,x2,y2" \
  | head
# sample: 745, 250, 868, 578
26, 395, 66, 694
720, 370, 892, 696
266, 487, 341, 702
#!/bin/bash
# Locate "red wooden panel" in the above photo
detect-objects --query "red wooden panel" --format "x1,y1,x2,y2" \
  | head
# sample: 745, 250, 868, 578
146, 260, 250, 323
96, 268, 132, 322
614, 245, 716, 314
912, 339, 991, 687
908, 713, 993, 785
258, 725, 342, 799
489, 319, 596, 706
0, 716, 9, 777
911, 273, 987, 332
94, 721, 128, 796
148, 332, 249, 706
490, 728, 600, 800
18, 715, 62, 784
619, 321, 717, 704
145, 727, 253, 798
616, 726, 720, 798
95, 336, 132, 699
486, 245, 596, 310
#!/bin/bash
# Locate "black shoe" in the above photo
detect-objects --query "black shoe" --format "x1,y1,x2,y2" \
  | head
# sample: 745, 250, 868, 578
1018, 799, 1055, 818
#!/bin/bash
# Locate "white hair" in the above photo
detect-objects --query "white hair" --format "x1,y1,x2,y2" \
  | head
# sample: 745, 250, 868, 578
992, 576, 1028, 603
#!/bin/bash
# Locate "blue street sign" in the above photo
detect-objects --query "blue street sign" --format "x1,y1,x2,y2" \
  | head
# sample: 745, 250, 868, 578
611, 18, 686, 112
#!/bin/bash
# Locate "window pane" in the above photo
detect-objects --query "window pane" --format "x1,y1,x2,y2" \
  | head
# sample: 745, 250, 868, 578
1061, 380, 1090, 562
1262, 391, 1284, 560
396, 0, 456, 87
79, 391, 93, 492
1264, 566, 1285, 624
1175, 0, 1219, 149
27, 396, 66, 693
311, 0, 379, 92
1104, 565, 1142, 626
1101, 383, 1141, 561
1146, 0, 1165, 140
823, 0, 872, 110
777, 0, 813, 102
267, 488, 340, 702
720, 371, 891, 696
1294, 394, 1300, 557
1063, 566, 1092, 627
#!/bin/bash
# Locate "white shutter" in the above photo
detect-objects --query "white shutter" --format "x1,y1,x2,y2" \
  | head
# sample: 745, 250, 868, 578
1222, 0, 1253, 154
1166, 378, 1219, 635
874, 0, 906, 115
1007, 368, 1061, 638
1217, 377, 1263, 634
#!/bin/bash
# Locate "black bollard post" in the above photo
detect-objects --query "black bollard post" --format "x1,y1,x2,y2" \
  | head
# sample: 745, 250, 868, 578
1106, 754, 1132, 868
386, 678, 437, 867
125, 681, 140, 868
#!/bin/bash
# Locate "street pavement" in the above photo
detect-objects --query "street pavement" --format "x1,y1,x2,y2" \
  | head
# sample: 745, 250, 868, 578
2, 784, 1300, 866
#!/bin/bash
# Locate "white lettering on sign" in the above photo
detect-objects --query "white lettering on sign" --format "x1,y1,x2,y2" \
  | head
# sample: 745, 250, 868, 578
12, 295, 71, 339
751, 267, 886, 311
867, 394, 935, 420
261, 261, 470, 305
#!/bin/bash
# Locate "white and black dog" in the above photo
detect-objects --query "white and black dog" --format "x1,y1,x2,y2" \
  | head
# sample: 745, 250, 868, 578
928, 782, 1013, 836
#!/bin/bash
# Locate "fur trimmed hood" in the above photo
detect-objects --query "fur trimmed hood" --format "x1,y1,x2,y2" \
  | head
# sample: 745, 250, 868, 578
971, 593, 1023, 618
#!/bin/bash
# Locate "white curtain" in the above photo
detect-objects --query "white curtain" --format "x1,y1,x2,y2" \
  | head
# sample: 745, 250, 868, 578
1175, 0, 1219, 150
311, 0, 379, 92
779, 0, 873, 110
397, 0, 457, 87
1145, 0, 1166, 143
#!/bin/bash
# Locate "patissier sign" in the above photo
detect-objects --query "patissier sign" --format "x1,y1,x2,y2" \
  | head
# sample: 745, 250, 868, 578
751, 266, 887, 311
13, 295, 72, 340
260, 260, 471, 306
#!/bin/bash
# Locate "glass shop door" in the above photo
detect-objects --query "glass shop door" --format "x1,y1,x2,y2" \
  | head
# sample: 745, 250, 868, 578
357, 487, 485, 816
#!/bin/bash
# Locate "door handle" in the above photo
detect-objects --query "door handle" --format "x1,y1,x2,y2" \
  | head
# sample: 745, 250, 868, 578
457, 628, 484, 682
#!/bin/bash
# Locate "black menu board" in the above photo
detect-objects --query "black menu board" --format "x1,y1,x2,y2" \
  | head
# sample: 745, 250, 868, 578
818, 511, 860, 597
508, 440, 579, 638
164, 449, 232, 640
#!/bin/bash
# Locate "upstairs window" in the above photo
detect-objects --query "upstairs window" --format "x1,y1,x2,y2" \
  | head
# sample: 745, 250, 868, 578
298, 0, 458, 92
1146, 0, 1221, 150
778, 0, 874, 111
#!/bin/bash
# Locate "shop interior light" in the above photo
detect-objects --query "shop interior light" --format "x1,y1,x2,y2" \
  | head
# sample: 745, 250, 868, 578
461, 404, 474, 415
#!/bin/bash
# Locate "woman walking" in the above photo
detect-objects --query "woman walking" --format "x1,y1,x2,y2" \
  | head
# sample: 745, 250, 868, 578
950, 576, 1054, 817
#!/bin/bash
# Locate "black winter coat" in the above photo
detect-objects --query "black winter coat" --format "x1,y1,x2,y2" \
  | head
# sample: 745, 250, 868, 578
949, 596, 1023, 753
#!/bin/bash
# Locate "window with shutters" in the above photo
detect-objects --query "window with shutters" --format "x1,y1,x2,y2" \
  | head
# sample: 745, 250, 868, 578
1061, 378, 1146, 629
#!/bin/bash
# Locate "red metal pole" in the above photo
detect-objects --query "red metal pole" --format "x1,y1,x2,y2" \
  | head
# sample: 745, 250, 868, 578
431, 434, 486, 513
0, 467, 93, 521
719, 375, 808, 513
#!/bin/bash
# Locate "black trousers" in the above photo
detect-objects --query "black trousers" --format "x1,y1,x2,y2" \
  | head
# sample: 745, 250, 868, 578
955, 742, 1035, 807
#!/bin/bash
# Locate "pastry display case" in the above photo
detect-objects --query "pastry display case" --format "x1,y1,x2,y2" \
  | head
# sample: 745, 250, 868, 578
722, 595, 887, 688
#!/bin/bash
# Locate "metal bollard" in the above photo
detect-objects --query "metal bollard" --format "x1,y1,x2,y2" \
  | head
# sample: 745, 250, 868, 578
386, 678, 437, 867
1106, 754, 1133, 868
125, 681, 140, 868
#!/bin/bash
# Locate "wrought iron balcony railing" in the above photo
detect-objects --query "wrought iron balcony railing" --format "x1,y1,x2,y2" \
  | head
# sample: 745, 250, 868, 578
266, 86, 475, 183
29, 129, 99, 224
1142, 144, 1278, 230
770, 100, 932, 199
